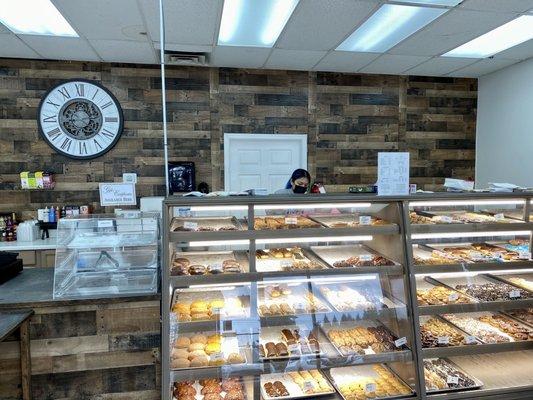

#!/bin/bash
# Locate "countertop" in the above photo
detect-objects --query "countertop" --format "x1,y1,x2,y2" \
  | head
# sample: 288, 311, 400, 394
0, 238, 57, 251
0, 268, 160, 309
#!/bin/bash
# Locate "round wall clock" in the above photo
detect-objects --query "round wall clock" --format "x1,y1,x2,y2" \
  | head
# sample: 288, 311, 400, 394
37, 79, 124, 159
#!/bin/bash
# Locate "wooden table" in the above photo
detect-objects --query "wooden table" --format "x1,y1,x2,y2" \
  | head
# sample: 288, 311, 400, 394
0, 309, 34, 400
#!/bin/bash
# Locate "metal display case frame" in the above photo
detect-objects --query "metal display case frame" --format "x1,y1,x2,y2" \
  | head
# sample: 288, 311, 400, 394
162, 193, 533, 400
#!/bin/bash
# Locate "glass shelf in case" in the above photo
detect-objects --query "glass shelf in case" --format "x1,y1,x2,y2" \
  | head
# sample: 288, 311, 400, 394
53, 213, 159, 299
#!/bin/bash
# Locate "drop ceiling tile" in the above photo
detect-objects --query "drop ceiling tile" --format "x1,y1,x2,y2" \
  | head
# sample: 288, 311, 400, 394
389, 9, 518, 56
211, 46, 270, 68
493, 39, 533, 61
313, 51, 380, 72
447, 58, 519, 77
360, 54, 431, 74
154, 43, 212, 53
276, 0, 379, 50
0, 34, 41, 58
90, 39, 156, 64
20, 35, 100, 61
265, 49, 326, 70
53, 0, 147, 40
459, 0, 533, 12
139, 0, 222, 45
405, 56, 478, 76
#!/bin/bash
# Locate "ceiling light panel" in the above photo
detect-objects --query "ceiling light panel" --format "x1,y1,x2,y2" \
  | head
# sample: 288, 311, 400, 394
337, 4, 447, 53
394, 0, 463, 6
444, 15, 533, 58
0, 0, 77, 37
218, 0, 299, 47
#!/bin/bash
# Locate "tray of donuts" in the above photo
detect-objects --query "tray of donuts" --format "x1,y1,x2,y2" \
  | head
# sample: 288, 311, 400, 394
170, 251, 247, 276
170, 332, 247, 370
171, 285, 250, 322
170, 216, 244, 232
260, 370, 335, 399
258, 326, 323, 360
173, 377, 247, 400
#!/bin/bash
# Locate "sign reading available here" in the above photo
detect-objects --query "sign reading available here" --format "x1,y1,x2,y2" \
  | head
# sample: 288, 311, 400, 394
99, 182, 137, 206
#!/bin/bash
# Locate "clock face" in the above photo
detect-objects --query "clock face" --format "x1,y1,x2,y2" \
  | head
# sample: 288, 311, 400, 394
38, 79, 123, 159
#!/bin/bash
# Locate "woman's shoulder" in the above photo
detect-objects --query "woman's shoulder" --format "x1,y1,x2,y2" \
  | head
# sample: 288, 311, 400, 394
274, 188, 293, 195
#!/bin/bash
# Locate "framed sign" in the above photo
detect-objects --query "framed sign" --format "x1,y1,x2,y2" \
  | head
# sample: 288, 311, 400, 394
99, 182, 136, 206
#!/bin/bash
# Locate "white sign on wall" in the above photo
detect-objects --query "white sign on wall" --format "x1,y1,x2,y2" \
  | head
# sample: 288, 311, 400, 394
99, 182, 137, 206
377, 152, 410, 196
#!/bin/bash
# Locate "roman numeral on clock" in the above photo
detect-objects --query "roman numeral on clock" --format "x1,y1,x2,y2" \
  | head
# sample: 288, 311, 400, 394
101, 101, 113, 110
105, 117, 118, 123
43, 114, 57, 123
58, 87, 71, 100
93, 138, 103, 150
75, 83, 85, 97
101, 128, 115, 139
60, 137, 72, 152
46, 99, 60, 108
46, 127, 61, 141
78, 141, 87, 155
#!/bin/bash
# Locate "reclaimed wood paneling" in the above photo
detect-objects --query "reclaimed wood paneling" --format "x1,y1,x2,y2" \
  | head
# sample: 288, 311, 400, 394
0, 59, 477, 216
0, 300, 160, 400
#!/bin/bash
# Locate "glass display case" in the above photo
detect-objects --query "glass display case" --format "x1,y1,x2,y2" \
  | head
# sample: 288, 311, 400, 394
405, 194, 533, 399
53, 213, 159, 299
163, 196, 419, 400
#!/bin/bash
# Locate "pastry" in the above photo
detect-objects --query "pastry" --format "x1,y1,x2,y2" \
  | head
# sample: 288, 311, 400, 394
173, 257, 190, 267
175, 336, 190, 349
265, 342, 277, 357
275, 342, 288, 356
191, 312, 210, 321
171, 357, 190, 369
188, 350, 207, 360
221, 378, 242, 392
224, 389, 245, 400
210, 299, 225, 310
259, 343, 266, 358
189, 264, 207, 275
171, 348, 189, 359
176, 385, 196, 396
190, 355, 209, 367
201, 384, 222, 395
188, 343, 205, 352
191, 334, 208, 344
203, 395, 223, 400
205, 343, 221, 355
227, 352, 245, 364
207, 334, 222, 343
208, 264, 224, 274
199, 378, 220, 386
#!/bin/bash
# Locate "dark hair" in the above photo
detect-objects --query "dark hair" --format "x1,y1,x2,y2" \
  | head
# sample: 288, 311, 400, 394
285, 169, 311, 189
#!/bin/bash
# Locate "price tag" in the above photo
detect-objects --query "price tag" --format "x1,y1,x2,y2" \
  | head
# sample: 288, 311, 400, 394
447, 376, 459, 385
509, 290, 521, 299
285, 217, 298, 225
210, 352, 224, 362
448, 293, 459, 302
494, 213, 505, 221
360, 254, 373, 262
518, 251, 531, 260
183, 221, 198, 230
359, 215, 372, 225
280, 260, 292, 269
303, 381, 315, 392
438, 336, 450, 345
97, 220, 113, 228
395, 337, 407, 347
441, 216, 453, 223
465, 335, 477, 344
365, 383, 377, 393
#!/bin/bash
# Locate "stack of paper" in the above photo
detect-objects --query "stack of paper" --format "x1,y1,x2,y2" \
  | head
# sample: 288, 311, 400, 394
488, 183, 520, 192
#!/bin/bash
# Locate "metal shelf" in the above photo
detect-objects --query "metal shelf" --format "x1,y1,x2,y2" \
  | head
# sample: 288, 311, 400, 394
418, 299, 533, 315
169, 224, 400, 242
427, 385, 533, 400
410, 222, 533, 235
412, 261, 533, 275
422, 341, 533, 358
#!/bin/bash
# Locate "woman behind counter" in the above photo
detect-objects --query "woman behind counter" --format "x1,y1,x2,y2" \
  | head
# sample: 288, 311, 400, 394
275, 169, 311, 195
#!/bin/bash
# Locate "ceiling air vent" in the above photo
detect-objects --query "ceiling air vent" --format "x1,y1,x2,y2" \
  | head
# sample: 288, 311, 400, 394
164, 51, 209, 66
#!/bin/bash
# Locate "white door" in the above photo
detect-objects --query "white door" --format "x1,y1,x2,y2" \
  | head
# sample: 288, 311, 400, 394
224, 133, 307, 193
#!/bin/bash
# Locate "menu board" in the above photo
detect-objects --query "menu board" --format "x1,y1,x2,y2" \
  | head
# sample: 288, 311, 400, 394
377, 152, 410, 196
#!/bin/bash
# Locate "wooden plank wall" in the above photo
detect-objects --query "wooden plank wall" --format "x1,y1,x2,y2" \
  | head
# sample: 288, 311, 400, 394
0, 300, 160, 400
0, 58, 477, 217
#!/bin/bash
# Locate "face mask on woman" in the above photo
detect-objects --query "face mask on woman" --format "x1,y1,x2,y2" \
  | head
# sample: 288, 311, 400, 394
293, 185, 307, 194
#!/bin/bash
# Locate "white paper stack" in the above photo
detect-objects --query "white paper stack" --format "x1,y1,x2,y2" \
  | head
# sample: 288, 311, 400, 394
488, 182, 520, 192
444, 178, 475, 192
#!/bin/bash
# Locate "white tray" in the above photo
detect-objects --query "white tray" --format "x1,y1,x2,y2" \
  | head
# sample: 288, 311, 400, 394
260, 370, 335, 400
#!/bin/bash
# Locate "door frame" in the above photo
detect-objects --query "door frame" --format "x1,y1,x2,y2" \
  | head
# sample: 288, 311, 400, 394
223, 133, 308, 191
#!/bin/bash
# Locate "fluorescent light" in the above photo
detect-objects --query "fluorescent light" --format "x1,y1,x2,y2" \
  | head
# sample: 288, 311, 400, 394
189, 206, 248, 212
218, 0, 299, 47
255, 203, 372, 210
394, 0, 462, 5
337, 4, 446, 52
412, 231, 531, 240
257, 235, 373, 244
0, 0, 78, 37
410, 200, 525, 207
188, 240, 249, 247
444, 15, 533, 58
418, 268, 533, 278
